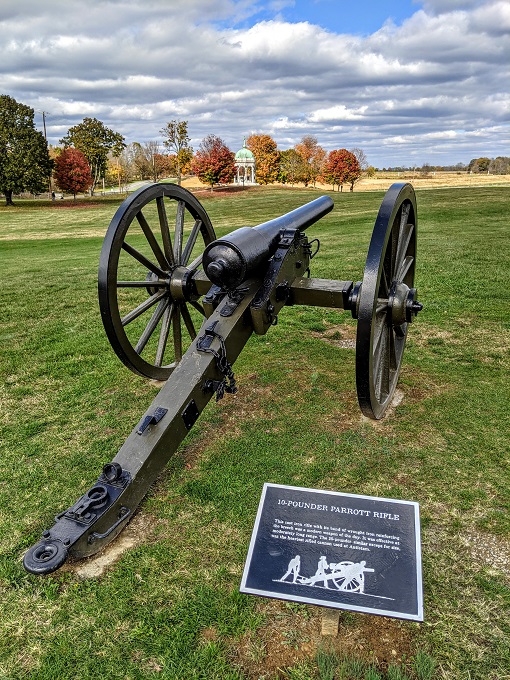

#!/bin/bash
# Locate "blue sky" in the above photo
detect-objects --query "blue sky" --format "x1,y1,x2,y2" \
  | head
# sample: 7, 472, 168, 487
226, 0, 419, 35
0, 0, 508, 167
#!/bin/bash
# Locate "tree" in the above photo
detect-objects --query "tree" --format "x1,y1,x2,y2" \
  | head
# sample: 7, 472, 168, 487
53, 147, 93, 200
191, 135, 235, 188
160, 120, 193, 185
489, 156, 510, 174
0, 95, 53, 206
154, 153, 176, 179
246, 134, 280, 184
345, 150, 362, 191
322, 149, 349, 191
295, 135, 326, 186
130, 142, 151, 180
142, 140, 161, 183
60, 117, 125, 194
322, 149, 361, 191
468, 157, 491, 173
279, 148, 307, 186
350, 147, 368, 188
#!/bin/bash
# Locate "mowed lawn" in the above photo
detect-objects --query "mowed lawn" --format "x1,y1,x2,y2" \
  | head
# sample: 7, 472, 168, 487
0, 185, 508, 680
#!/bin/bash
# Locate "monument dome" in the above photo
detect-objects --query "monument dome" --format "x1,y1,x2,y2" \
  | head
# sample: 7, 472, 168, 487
234, 139, 256, 185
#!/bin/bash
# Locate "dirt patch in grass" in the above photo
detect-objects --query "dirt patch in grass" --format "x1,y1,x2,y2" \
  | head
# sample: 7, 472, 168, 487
61, 512, 157, 578
231, 599, 416, 678
312, 323, 356, 349
460, 529, 510, 578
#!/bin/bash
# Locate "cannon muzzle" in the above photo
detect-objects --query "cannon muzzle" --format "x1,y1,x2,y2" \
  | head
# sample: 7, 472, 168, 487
202, 195, 334, 289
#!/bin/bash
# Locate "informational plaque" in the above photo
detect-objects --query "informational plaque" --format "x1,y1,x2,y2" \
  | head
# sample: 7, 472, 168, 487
240, 483, 423, 621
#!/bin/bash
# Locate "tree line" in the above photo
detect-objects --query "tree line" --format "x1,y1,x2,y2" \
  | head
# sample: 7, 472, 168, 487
1, 94, 508, 205
112, 126, 367, 192
0, 96, 367, 203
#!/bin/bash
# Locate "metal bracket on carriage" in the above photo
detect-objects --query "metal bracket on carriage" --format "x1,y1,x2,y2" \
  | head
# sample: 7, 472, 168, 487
23, 463, 132, 575
136, 406, 168, 435
250, 229, 311, 335
202, 284, 226, 318
220, 286, 250, 317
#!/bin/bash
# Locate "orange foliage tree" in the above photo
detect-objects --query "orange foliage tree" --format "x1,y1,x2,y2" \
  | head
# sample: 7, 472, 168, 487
295, 135, 326, 187
246, 134, 280, 184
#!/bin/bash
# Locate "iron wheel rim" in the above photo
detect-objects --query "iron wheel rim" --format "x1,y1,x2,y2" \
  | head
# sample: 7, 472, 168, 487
356, 183, 417, 419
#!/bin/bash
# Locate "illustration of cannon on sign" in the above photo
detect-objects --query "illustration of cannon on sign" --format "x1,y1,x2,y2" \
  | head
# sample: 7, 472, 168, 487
277, 555, 376, 594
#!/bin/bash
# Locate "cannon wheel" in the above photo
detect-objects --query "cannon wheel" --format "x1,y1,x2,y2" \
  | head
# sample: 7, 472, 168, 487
330, 562, 364, 592
98, 184, 216, 381
355, 183, 418, 419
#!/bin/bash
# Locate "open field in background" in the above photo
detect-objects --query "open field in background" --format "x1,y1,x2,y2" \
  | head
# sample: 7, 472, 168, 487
181, 172, 510, 195
0, 185, 509, 679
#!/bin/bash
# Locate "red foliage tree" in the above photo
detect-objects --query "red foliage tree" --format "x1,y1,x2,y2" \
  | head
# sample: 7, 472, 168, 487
191, 135, 235, 188
53, 148, 93, 199
322, 149, 361, 191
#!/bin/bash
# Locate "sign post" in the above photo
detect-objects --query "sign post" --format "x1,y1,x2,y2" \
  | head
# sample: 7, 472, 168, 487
240, 483, 423, 622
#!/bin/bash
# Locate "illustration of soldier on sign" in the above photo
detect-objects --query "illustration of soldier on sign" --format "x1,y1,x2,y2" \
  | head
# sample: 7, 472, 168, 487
277, 555, 376, 594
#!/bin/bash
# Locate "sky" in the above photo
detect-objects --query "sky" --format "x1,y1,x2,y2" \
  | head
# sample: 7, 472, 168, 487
1, 0, 509, 168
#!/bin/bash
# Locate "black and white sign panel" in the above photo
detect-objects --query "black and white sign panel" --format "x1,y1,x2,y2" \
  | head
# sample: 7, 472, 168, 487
240, 483, 423, 621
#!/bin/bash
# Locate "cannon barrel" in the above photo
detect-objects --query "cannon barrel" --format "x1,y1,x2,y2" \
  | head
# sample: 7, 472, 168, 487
202, 195, 334, 289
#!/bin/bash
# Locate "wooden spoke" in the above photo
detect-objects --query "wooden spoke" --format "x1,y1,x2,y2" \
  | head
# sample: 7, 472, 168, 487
155, 303, 173, 367
156, 196, 174, 267
180, 303, 197, 340
172, 304, 182, 362
121, 290, 166, 327
182, 219, 202, 266
117, 280, 167, 288
136, 210, 169, 270
174, 200, 185, 264
121, 241, 168, 279
134, 298, 169, 355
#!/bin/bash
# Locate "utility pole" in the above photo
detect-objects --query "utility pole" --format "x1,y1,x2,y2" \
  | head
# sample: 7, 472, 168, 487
38, 110, 52, 198
41, 111, 47, 140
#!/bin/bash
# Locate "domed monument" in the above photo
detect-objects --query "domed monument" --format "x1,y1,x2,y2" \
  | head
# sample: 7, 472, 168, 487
234, 139, 256, 185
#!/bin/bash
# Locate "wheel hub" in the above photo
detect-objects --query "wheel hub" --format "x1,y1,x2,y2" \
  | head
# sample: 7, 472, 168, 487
145, 266, 198, 303
169, 265, 192, 301
388, 282, 422, 328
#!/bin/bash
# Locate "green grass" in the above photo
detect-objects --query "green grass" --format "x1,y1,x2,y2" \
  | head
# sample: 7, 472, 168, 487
0, 186, 509, 679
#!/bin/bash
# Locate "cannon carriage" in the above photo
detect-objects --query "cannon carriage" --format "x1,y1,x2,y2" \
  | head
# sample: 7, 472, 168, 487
24, 182, 422, 575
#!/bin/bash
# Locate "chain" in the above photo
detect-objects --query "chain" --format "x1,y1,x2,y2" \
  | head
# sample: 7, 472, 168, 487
197, 326, 237, 401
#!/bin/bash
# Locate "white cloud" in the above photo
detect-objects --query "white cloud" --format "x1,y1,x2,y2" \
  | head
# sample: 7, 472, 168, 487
0, 0, 508, 166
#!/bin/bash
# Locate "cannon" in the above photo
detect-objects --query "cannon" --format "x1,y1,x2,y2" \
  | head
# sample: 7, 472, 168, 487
23, 182, 422, 575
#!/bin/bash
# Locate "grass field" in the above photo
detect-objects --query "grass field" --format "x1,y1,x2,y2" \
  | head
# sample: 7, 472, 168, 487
0, 185, 509, 679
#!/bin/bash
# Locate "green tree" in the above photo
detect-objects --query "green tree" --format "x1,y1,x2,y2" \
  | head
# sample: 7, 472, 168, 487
0, 95, 53, 206
279, 148, 307, 186
160, 120, 193, 185
468, 157, 491, 173
191, 135, 235, 189
246, 133, 280, 184
53, 147, 93, 200
60, 117, 125, 194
